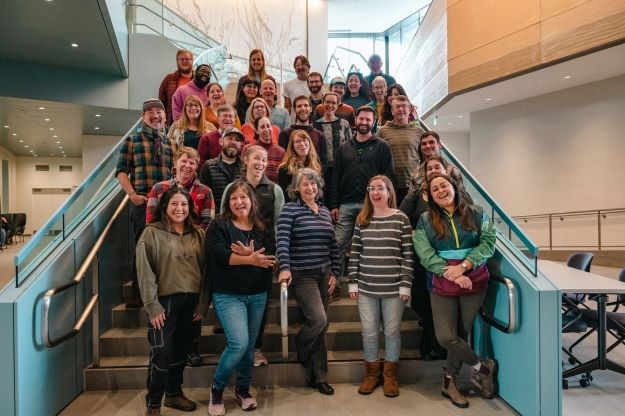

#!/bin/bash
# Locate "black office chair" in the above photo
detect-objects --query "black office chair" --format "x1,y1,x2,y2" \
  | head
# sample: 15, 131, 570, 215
561, 252, 594, 388
12, 213, 26, 243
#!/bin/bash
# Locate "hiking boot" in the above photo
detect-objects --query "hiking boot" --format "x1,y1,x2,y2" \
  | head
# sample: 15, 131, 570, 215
145, 407, 160, 416
208, 385, 225, 416
472, 358, 497, 399
254, 349, 268, 367
187, 350, 203, 367
358, 361, 382, 394
442, 374, 469, 408
382, 360, 400, 397
164, 392, 196, 412
234, 386, 258, 411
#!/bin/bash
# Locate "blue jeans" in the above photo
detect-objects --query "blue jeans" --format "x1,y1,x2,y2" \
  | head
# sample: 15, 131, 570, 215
358, 293, 405, 362
334, 202, 363, 279
212, 292, 267, 389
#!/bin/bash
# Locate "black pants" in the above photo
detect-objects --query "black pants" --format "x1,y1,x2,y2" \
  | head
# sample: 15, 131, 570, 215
131, 203, 147, 297
411, 261, 434, 333
146, 293, 198, 408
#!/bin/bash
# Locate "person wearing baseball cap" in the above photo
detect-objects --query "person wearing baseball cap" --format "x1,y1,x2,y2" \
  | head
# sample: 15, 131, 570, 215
314, 76, 356, 128
116, 98, 177, 309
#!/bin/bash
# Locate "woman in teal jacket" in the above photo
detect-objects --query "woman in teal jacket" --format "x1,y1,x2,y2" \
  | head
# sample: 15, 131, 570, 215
412, 173, 497, 409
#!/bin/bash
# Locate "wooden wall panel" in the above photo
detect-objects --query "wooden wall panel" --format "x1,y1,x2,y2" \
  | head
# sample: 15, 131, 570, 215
540, 0, 591, 20
449, 25, 540, 93
447, 0, 540, 59
541, 0, 625, 62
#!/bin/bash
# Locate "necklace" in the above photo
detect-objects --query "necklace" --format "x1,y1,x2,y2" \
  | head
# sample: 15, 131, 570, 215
238, 228, 251, 245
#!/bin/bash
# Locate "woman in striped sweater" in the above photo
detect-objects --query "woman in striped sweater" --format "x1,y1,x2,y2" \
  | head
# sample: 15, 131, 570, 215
277, 168, 340, 395
348, 175, 413, 398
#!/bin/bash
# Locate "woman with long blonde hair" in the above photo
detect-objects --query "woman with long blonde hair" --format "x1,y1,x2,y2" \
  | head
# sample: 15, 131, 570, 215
168, 95, 216, 149
277, 130, 321, 202
348, 175, 413, 398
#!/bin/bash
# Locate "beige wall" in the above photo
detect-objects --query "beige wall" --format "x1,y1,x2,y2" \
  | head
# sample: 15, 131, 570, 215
82, 135, 121, 175
468, 74, 625, 248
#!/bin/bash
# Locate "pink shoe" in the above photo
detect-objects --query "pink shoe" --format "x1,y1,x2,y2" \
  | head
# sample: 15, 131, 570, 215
234, 386, 258, 411
208, 385, 225, 416
253, 349, 268, 367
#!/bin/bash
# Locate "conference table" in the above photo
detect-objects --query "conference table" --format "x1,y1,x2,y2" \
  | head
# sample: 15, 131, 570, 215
539, 260, 625, 382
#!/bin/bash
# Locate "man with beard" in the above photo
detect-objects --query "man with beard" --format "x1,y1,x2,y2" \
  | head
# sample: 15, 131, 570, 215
308, 72, 325, 111
171, 64, 212, 122
197, 104, 238, 166
327, 106, 394, 299
278, 95, 327, 171
116, 99, 177, 308
159, 49, 194, 126
199, 127, 245, 212
283, 55, 312, 116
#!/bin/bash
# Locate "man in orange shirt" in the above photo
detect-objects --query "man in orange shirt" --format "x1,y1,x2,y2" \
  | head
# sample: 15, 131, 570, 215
158, 49, 194, 126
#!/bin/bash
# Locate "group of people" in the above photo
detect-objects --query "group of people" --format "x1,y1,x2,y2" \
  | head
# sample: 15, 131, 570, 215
117, 48, 499, 416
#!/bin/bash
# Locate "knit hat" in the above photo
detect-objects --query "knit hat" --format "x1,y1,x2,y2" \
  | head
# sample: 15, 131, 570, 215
222, 127, 245, 142
142, 99, 165, 112
330, 76, 346, 87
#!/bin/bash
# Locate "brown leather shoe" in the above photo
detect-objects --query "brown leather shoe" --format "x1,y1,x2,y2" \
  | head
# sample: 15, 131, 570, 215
164, 392, 196, 412
442, 374, 469, 408
382, 360, 400, 397
358, 361, 382, 394
145, 407, 160, 416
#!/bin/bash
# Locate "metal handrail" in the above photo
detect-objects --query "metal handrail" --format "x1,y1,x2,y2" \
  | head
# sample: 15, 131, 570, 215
280, 282, 288, 361
41, 196, 129, 348
514, 207, 625, 220
480, 275, 518, 333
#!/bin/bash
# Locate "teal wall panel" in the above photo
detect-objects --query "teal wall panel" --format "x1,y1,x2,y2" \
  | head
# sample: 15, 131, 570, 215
0, 303, 15, 415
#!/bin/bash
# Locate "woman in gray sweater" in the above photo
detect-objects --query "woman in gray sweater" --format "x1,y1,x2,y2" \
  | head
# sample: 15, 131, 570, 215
136, 186, 205, 416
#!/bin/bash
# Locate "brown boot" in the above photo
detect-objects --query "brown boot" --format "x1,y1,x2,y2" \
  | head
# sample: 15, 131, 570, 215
358, 361, 382, 394
442, 374, 469, 408
382, 360, 399, 397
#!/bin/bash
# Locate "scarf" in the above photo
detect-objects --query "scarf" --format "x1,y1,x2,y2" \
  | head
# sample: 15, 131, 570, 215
142, 123, 166, 165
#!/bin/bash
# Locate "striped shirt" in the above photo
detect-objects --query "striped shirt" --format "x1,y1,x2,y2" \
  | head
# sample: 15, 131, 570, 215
348, 210, 414, 298
276, 200, 341, 277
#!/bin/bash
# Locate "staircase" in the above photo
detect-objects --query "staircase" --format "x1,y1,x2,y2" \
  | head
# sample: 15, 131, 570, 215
85, 277, 453, 390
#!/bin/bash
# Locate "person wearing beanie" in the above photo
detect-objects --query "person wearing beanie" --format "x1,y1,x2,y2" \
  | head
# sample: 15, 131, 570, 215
116, 98, 177, 309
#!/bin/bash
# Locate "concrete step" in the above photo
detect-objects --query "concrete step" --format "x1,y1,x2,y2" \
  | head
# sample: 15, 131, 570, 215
85, 350, 456, 391
100, 321, 422, 356
112, 298, 419, 328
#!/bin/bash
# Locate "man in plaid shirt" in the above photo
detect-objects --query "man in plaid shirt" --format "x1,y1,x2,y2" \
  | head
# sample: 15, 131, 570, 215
116, 98, 177, 308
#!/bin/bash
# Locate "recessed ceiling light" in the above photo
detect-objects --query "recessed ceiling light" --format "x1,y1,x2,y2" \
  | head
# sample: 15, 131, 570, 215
12, 133, 17, 136
34, 154, 38, 157
56, 141, 61, 144
52, 134, 58, 138
3, 125, 8, 128
24, 145, 29, 148
29, 150, 33, 153
485, 98, 492, 101
95, 114, 101, 117
94, 126, 100, 130
38, 107, 45, 110
58, 146, 63, 149
564, 75, 572, 79
63, 155, 67, 157
71, 43, 79, 48
18, 140, 23, 143
458, 115, 464, 118
447, 122, 453, 125
49, 127, 54, 131
44, 118, 50, 122
61, 151, 65, 154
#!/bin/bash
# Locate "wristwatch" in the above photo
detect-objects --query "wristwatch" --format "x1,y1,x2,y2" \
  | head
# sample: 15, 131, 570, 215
461, 262, 469, 270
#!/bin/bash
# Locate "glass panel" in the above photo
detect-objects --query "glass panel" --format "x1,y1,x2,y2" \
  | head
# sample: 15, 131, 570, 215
326, 35, 373, 81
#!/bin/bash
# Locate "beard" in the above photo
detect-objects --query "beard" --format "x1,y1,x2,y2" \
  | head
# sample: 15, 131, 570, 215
296, 112, 310, 123
357, 123, 372, 135
308, 85, 321, 94
223, 146, 239, 158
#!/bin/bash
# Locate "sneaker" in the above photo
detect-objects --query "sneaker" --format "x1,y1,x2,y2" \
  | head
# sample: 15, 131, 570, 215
328, 287, 341, 304
187, 350, 203, 367
145, 407, 160, 416
125, 295, 143, 309
254, 349, 268, 367
164, 392, 196, 411
208, 385, 225, 416
472, 359, 498, 399
235, 386, 258, 411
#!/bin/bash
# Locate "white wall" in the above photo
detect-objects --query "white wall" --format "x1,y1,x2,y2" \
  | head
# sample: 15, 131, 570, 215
469, 74, 625, 249
0, 145, 17, 213
15, 157, 83, 234
307, 0, 328, 76
82, 135, 121, 175
441, 131, 469, 166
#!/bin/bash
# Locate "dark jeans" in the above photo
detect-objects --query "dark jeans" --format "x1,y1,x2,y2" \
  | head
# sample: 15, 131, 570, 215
254, 299, 268, 349
411, 261, 434, 334
290, 267, 330, 383
146, 292, 198, 408
131, 203, 147, 297
430, 290, 486, 376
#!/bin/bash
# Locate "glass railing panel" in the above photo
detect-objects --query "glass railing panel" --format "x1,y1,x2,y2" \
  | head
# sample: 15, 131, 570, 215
195, 46, 228, 83
14, 120, 141, 287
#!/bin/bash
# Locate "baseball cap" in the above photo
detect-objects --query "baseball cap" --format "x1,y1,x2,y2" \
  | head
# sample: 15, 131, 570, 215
222, 127, 245, 142
330, 76, 346, 87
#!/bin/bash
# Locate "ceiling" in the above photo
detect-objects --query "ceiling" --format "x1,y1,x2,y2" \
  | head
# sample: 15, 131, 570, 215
0, 0, 125, 75
423, 42, 625, 133
327, 0, 431, 33
0, 97, 140, 158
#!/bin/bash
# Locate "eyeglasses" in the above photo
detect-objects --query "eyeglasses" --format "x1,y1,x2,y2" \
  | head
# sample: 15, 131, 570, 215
366, 186, 386, 193
244, 84, 258, 89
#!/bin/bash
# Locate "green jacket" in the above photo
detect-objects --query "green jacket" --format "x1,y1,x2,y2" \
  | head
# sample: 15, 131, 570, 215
412, 206, 496, 275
